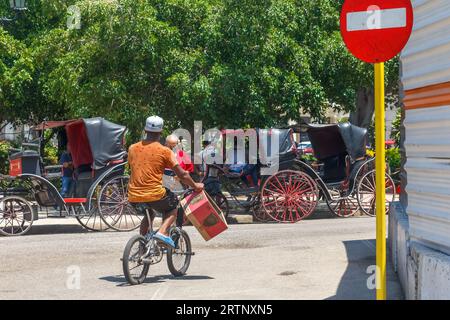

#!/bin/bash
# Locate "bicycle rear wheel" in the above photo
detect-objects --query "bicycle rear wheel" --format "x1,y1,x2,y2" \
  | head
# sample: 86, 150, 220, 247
167, 228, 192, 277
123, 235, 150, 285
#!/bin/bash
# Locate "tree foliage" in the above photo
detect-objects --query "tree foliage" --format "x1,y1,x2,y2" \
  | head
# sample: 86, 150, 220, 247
1, 0, 399, 141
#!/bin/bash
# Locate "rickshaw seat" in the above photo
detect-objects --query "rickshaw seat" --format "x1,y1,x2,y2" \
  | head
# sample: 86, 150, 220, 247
73, 167, 93, 197
64, 198, 87, 204
320, 153, 347, 183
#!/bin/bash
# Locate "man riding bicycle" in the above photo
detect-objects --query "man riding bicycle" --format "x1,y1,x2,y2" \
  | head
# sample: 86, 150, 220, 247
128, 116, 203, 248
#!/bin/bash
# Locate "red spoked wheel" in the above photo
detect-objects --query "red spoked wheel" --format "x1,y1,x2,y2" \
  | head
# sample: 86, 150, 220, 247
357, 170, 396, 217
261, 170, 319, 223
251, 197, 275, 223
326, 195, 360, 218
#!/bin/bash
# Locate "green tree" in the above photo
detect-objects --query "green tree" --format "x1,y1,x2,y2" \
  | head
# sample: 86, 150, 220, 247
1, 0, 400, 142
390, 108, 401, 146
0, 28, 34, 127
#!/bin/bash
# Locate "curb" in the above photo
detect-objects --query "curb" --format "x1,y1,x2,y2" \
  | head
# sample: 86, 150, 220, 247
226, 214, 254, 224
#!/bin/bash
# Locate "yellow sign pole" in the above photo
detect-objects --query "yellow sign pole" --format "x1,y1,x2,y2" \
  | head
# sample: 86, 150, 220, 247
374, 62, 387, 300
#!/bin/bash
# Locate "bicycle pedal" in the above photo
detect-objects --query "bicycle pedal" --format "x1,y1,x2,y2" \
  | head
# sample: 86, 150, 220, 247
141, 258, 153, 264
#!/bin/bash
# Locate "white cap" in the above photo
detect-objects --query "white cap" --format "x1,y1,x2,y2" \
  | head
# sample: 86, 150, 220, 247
144, 116, 164, 132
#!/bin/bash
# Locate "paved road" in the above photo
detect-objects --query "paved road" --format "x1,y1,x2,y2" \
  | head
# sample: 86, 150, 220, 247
0, 216, 403, 300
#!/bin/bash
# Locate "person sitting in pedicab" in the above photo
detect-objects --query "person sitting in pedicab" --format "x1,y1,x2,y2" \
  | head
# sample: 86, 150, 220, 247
224, 144, 259, 188
59, 144, 74, 198
164, 134, 194, 177
197, 138, 222, 196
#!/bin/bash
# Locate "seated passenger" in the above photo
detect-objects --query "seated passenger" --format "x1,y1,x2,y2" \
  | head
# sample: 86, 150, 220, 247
59, 145, 73, 198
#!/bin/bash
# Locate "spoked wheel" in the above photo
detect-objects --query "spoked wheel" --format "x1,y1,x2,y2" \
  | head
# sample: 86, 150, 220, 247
123, 235, 151, 285
75, 183, 110, 231
98, 175, 142, 231
261, 170, 319, 223
326, 195, 360, 218
251, 197, 274, 223
357, 170, 396, 217
75, 206, 109, 232
167, 228, 192, 277
0, 196, 34, 236
81, 184, 111, 232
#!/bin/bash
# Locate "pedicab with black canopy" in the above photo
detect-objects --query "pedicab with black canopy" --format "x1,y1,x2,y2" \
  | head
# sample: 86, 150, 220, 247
258, 122, 396, 222
200, 128, 299, 222
0, 118, 142, 236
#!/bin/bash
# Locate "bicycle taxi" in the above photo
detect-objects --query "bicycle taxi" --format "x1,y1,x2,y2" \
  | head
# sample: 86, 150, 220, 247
202, 123, 395, 223
201, 128, 298, 222
270, 122, 396, 219
0, 118, 142, 236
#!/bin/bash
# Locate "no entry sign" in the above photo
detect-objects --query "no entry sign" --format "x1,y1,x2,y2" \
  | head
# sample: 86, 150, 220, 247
340, 0, 413, 63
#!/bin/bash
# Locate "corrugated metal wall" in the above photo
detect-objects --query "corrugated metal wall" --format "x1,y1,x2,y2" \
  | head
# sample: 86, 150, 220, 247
401, 0, 450, 255
402, 0, 450, 90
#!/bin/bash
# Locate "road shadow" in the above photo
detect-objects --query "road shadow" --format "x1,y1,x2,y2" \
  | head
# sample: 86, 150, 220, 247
100, 274, 214, 287
229, 204, 370, 224
325, 239, 403, 300
25, 221, 117, 236
26, 223, 90, 235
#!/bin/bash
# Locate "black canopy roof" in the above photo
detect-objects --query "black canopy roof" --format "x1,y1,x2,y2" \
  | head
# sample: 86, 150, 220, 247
306, 123, 367, 161
337, 122, 367, 160
83, 118, 127, 169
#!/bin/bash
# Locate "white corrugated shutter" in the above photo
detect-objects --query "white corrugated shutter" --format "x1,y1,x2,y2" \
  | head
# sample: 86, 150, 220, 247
401, 0, 450, 255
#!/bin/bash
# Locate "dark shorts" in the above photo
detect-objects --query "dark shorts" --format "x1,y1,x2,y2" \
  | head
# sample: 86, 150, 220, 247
130, 188, 179, 220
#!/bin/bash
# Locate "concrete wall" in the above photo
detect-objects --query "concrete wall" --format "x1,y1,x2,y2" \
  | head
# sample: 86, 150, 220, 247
390, 201, 450, 300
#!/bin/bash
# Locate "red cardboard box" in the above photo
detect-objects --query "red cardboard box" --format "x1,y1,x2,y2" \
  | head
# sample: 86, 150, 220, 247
181, 191, 228, 241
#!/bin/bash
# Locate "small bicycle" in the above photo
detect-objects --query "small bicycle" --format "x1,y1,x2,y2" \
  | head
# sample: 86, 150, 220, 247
122, 190, 194, 285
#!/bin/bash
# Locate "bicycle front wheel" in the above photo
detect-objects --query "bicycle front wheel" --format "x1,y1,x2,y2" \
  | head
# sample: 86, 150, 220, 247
167, 228, 192, 277
123, 235, 150, 285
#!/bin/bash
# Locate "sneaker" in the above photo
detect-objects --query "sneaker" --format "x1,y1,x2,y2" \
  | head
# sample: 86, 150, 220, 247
153, 232, 176, 248
144, 231, 155, 241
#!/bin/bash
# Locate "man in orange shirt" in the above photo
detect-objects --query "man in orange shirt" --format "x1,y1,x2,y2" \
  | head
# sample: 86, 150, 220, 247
128, 116, 203, 248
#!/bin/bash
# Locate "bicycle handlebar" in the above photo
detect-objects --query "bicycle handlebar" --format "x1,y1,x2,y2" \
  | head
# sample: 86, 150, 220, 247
180, 188, 196, 197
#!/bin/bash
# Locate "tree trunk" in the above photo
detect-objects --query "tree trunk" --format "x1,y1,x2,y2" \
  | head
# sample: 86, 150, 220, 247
349, 87, 375, 128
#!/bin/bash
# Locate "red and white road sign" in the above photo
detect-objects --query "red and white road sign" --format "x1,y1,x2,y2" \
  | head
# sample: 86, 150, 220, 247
340, 0, 414, 63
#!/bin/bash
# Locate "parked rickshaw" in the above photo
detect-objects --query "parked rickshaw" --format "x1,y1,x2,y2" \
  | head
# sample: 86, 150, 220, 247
261, 123, 396, 221
203, 123, 395, 223
0, 118, 142, 236
202, 128, 298, 222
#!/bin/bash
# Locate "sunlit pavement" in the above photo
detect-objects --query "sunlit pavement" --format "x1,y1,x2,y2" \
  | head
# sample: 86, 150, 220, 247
0, 213, 402, 300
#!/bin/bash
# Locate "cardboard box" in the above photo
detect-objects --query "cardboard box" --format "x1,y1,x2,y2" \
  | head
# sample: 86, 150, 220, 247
181, 191, 228, 241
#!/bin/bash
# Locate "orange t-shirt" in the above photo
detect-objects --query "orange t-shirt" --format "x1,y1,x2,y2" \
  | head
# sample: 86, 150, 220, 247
128, 141, 178, 203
